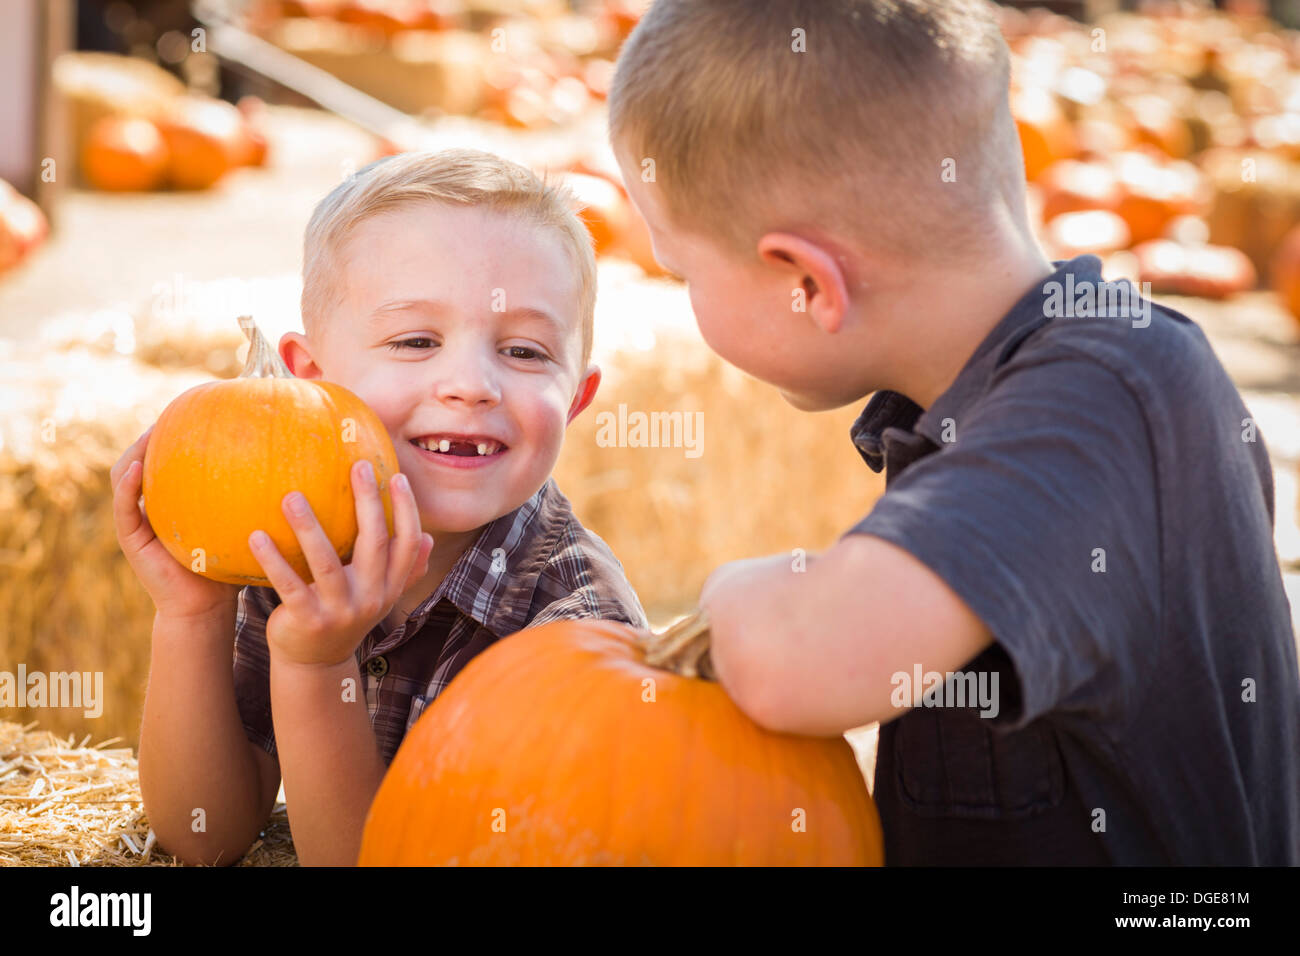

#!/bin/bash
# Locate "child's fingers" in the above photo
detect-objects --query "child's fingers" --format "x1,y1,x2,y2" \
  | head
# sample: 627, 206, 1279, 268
248, 530, 312, 608
401, 533, 434, 594
111, 460, 148, 544
280, 492, 350, 610
349, 460, 389, 594
383, 474, 426, 597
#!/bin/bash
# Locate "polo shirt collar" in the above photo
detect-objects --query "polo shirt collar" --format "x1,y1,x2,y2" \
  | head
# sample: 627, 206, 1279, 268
851, 255, 1103, 471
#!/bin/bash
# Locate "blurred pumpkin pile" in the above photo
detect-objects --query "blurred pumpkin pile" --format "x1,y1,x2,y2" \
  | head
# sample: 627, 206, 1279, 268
1002, 3, 1300, 323
241, 0, 644, 127
54, 52, 270, 192
237, 0, 665, 274
0, 180, 49, 279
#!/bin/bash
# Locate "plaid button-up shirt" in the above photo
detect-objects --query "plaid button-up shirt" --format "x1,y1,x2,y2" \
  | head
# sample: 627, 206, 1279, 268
232, 477, 647, 765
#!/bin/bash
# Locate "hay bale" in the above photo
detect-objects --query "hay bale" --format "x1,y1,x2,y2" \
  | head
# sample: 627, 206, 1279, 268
36, 275, 304, 379
0, 720, 296, 865
0, 343, 215, 748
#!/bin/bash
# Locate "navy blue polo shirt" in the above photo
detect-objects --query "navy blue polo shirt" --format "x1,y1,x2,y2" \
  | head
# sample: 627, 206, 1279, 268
848, 255, 1300, 865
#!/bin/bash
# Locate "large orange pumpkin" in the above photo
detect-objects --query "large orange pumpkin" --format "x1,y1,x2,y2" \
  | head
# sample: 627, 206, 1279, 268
142, 316, 399, 585
358, 613, 884, 866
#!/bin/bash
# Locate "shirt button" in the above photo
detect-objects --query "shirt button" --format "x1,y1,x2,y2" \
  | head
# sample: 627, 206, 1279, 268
366, 656, 389, 678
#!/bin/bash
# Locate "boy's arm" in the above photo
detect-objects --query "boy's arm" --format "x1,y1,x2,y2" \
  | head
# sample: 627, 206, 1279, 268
700, 536, 992, 736
267, 655, 387, 867
138, 606, 281, 865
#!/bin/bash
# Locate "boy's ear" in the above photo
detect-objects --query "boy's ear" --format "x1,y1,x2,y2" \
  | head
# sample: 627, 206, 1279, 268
756, 233, 852, 335
567, 365, 602, 424
278, 332, 322, 379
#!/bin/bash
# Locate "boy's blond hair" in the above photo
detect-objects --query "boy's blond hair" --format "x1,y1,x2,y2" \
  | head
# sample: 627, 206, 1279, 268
302, 148, 597, 368
608, 0, 1021, 264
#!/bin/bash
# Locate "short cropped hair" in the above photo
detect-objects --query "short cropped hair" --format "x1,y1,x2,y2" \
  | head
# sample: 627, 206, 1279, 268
301, 148, 597, 368
608, 0, 1021, 263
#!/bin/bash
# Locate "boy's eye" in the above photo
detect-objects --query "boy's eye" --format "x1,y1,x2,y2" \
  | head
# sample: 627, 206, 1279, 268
504, 345, 546, 361
386, 337, 436, 351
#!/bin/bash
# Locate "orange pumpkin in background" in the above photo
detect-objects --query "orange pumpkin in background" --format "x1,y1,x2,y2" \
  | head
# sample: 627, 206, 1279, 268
1112, 151, 1206, 245
1012, 86, 1078, 181
142, 317, 399, 585
156, 97, 246, 190
1038, 159, 1122, 220
359, 614, 884, 866
560, 171, 629, 258
1271, 223, 1300, 326
81, 115, 169, 191
0, 180, 49, 275
1133, 239, 1256, 299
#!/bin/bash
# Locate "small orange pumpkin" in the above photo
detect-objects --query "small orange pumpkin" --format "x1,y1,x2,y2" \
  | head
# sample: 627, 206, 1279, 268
142, 317, 399, 585
359, 613, 883, 866
81, 116, 169, 192
1133, 239, 1256, 299
157, 97, 245, 190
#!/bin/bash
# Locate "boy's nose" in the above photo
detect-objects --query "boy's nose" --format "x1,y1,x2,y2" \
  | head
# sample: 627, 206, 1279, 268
434, 359, 501, 408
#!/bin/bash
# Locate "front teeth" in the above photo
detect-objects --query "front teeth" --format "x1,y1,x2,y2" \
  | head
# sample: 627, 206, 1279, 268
414, 437, 500, 456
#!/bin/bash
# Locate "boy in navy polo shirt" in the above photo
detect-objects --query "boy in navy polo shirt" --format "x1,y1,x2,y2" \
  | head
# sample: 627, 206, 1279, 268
608, 0, 1299, 863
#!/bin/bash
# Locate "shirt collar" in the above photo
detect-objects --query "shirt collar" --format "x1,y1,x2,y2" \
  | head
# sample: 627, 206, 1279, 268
850, 255, 1103, 470
410, 477, 570, 638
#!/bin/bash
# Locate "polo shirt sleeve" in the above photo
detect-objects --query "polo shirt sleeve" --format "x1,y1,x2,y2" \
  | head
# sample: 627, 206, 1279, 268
232, 585, 280, 757
846, 349, 1161, 734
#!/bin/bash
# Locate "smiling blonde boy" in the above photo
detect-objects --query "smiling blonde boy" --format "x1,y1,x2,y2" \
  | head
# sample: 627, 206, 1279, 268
608, 0, 1300, 864
116, 148, 646, 866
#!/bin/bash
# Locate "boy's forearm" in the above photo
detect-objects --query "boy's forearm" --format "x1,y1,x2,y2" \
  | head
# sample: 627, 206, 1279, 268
138, 608, 268, 865
701, 536, 993, 736
269, 655, 386, 866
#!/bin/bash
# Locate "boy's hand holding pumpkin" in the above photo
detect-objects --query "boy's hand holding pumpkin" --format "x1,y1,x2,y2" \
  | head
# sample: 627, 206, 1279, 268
251, 460, 433, 669
112, 423, 242, 624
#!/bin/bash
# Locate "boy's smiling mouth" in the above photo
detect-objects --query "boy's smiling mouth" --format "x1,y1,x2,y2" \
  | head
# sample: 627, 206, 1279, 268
409, 433, 508, 467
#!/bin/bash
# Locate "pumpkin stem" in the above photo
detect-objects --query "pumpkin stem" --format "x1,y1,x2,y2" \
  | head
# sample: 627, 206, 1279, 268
238, 315, 294, 379
642, 609, 715, 680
